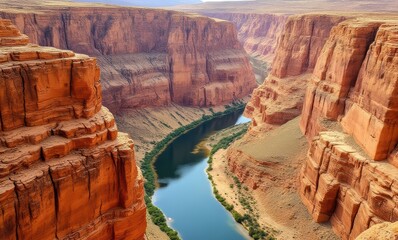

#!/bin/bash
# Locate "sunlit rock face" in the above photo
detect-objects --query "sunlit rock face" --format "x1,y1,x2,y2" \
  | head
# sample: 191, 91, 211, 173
203, 12, 288, 62
225, 10, 398, 239
298, 18, 398, 239
0, 19, 146, 240
2, 8, 257, 112
244, 14, 346, 133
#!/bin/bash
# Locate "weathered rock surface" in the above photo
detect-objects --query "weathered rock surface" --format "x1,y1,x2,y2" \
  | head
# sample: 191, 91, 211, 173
298, 17, 398, 239
300, 19, 398, 159
299, 131, 398, 240
212, 11, 398, 239
202, 13, 288, 62
270, 14, 347, 78
245, 14, 346, 132
1, 8, 257, 112
300, 19, 382, 141
0, 19, 146, 240
356, 221, 398, 240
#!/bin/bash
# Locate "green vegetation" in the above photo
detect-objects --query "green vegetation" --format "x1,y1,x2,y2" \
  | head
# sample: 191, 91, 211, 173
206, 123, 276, 240
145, 196, 180, 240
141, 102, 246, 240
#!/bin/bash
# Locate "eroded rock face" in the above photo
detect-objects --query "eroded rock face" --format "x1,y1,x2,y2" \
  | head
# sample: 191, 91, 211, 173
0, 19, 146, 240
270, 14, 347, 78
300, 19, 382, 141
298, 18, 398, 239
300, 20, 398, 160
203, 13, 288, 62
299, 131, 398, 239
245, 14, 346, 132
1, 8, 257, 112
218, 12, 398, 239
356, 221, 398, 240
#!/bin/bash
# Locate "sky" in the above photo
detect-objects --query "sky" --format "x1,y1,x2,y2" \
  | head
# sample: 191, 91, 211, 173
201, 0, 254, 2
202, 0, 252, 1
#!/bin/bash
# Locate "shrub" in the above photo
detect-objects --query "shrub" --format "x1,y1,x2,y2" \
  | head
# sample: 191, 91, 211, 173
141, 102, 247, 240
232, 210, 244, 223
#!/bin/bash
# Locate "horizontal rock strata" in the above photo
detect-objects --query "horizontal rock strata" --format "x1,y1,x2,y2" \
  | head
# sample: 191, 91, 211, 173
245, 14, 346, 132
299, 18, 398, 239
202, 13, 288, 62
0, 19, 146, 240
1, 8, 257, 112
222, 12, 398, 239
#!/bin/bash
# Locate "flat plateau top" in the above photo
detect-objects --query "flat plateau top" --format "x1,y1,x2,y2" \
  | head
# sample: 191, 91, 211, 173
173, 0, 398, 14
0, 0, 397, 15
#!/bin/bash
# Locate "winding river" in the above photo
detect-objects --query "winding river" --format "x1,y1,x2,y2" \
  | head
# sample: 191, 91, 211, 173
153, 110, 251, 240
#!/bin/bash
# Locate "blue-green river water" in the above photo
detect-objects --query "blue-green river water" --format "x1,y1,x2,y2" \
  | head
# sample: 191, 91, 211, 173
153, 110, 251, 240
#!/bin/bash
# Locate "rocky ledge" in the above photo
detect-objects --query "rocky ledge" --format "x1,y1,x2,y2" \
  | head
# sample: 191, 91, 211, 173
1, 7, 257, 112
299, 18, 398, 239
0, 19, 146, 240
225, 12, 398, 239
245, 14, 347, 132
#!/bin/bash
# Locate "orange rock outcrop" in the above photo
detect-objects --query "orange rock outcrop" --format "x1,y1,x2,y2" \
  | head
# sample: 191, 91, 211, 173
220, 12, 398, 239
1, 8, 257, 112
298, 17, 398, 239
245, 14, 346, 131
0, 19, 146, 239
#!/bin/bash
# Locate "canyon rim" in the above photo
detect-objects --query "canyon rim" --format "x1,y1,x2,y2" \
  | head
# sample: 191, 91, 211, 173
0, 0, 398, 240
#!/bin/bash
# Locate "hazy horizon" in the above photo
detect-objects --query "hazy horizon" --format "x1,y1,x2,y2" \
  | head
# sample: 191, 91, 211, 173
75, 0, 254, 7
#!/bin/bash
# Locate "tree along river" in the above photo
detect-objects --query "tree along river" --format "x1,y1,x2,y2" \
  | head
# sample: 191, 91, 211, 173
153, 110, 251, 240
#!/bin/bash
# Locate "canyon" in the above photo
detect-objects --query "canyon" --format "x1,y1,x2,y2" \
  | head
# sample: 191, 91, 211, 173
1, 0, 398, 239
0, 19, 146, 239
0, 2, 259, 239
0, 3, 257, 112
204, 9, 398, 240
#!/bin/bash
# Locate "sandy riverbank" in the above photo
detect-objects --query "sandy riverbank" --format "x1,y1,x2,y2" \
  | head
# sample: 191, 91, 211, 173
207, 117, 339, 240
114, 100, 249, 239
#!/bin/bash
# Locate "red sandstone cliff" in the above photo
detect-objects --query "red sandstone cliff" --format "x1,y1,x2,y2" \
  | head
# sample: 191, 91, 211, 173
245, 14, 346, 132
0, 19, 146, 239
298, 18, 398, 239
202, 13, 288, 63
220, 12, 398, 239
0, 8, 257, 112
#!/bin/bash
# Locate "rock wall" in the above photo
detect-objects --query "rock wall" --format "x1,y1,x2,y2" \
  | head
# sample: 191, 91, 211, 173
298, 18, 398, 239
356, 221, 398, 240
203, 13, 288, 62
245, 14, 346, 132
270, 14, 347, 78
0, 19, 146, 240
216, 11, 398, 239
0, 8, 257, 112
300, 19, 398, 160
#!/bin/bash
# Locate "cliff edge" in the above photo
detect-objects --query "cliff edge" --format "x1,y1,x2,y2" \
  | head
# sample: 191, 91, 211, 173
299, 17, 398, 239
0, 19, 146, 240
222, 12, 398, 240
0, 6, 257, 112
